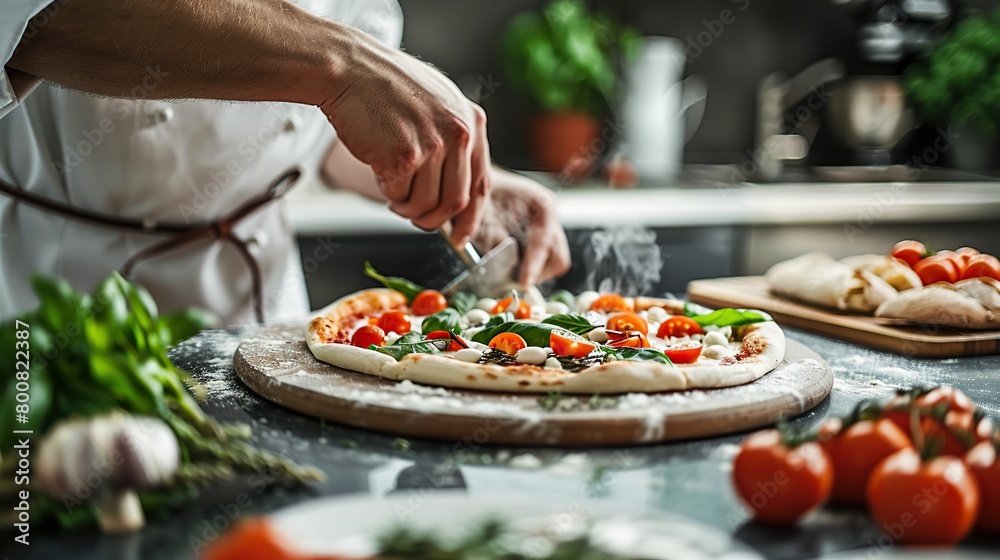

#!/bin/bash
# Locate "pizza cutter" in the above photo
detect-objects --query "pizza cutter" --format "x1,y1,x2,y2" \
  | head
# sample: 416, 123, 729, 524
438, 226, 520, 297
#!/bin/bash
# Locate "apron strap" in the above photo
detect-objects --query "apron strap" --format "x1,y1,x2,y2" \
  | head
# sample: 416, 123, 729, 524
0, 169, 301, 323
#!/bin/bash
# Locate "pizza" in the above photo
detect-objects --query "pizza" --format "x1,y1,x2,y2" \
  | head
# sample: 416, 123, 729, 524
766, 240, 1000, 329
305, 266, 785, 394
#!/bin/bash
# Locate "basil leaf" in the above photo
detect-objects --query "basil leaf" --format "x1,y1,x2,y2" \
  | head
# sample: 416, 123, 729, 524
471, 321, 566, 348
364, 261, 425, 302
549, 289, 576, 308
687, 307, 769, 328
483, 312, 514, 329
542, 313, 596, 335
449, 291, 477, 315
371, 332, 443, 361
421, 308, 462, 335
683, 301, 713, 317
603, 347, 673, 364
158, 307, 221, 346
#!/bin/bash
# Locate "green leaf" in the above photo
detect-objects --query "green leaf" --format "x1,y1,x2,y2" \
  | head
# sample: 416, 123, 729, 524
449, 291, 477, 315
685, 307, 769, 328
541, 313, 596, 335
371, 332, 443, 361
482, 312, 514, 329
0, 368, 52, 452
158, 307, 220, 346
549, 289, 576, 308
421, 308, 463, 335
471, 321, 570, 347
603, 347, 673, 364
363, 261, 425, 302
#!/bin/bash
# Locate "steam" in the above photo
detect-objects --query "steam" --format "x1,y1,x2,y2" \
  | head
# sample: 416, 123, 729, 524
580, 227, 662, 295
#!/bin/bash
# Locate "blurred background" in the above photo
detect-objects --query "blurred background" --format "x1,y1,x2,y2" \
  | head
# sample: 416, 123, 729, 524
402, 0, 1000, 169
293, 0, 1000, 306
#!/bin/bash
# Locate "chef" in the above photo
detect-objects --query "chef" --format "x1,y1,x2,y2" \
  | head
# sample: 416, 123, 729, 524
0, 0, 570, 324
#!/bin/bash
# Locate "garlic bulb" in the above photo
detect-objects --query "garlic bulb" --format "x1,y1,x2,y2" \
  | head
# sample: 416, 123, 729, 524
37, 412, 180, 533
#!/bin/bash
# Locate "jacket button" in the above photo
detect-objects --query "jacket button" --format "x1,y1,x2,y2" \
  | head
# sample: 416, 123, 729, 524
144, 106, 174, 127
282, 114, 302, 133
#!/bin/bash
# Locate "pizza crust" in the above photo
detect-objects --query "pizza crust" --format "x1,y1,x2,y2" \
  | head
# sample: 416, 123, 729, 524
766, 252, 897, 313
875, 277, 1000, 329
305, 289, 786, 394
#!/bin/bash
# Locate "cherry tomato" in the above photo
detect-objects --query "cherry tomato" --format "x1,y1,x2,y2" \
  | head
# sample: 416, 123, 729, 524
913, 255, 959, 285
351, 325, 386, 348
656, 315, 705, 339
891, 240, 928, 268
883, 386, 982, 456
491, 297, 531, 319
962, 253, 1000, 281
937, 250, 968, 276
732, 430, 833, 524
488, 332, 527, 355
866, 448, 980, 545
590, 293, 633, 313
608, 332, 650, 348
956, 246, 980, 264
411, 289, 448, 316
201, 518, 302, 560
426, 330, 463, 352
376, 310, 411, 335
966, 440, 1000, 534
550, 331, 596, 358
662, 343, 702, 364
605, 312, 649, 336
819, 418, 912, 506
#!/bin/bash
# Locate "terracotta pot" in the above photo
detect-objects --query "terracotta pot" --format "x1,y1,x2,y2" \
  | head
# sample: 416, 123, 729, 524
530, 112, 601, 175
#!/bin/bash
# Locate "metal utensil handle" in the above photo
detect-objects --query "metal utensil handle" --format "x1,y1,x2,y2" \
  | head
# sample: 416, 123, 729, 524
437, 225, 481, 269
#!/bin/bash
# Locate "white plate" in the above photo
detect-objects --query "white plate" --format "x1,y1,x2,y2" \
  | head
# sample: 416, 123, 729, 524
269, 492, 764, 559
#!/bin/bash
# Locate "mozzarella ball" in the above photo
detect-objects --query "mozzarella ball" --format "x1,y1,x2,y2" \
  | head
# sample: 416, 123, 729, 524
703, 331, 729, 348
454, 348, 484, 363
521, 286, 547, 307
476, 298, 498, 312
646, 306, 668, 324
544, 301, 570, 315
544, 357, 563, 370
385, 331, 401, 344
588, 327, 610, 343
718, 326, 733, 339
515, 347, 549, 365
575, 290, 599, 313
464, 308, 490, 326
701, 345, 728, 360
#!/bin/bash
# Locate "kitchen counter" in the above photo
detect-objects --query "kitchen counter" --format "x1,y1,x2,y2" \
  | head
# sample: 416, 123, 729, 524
19, 326, 1000, 560
287, 172, 1000, 236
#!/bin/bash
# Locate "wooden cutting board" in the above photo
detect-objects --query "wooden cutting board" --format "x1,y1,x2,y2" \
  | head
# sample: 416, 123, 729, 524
233, 323, 833, 447
687, 276, 1000, 358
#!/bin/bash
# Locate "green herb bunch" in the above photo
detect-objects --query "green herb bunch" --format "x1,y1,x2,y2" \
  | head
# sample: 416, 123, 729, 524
0, 273, 321, 529
905, 9, 1000, 135
501, 0, 640, 116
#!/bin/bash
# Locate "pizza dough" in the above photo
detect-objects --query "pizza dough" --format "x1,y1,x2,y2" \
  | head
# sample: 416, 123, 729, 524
306, 289, 786, 394
875, 277, 1000, 329
839, 254, 922, 292
765, 252, 898, 313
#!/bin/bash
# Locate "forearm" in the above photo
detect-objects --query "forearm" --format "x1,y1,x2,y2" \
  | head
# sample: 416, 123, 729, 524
7, 0, 365, 106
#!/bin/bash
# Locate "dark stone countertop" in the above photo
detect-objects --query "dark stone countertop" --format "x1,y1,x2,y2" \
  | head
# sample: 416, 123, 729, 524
14, 327, 1000, 560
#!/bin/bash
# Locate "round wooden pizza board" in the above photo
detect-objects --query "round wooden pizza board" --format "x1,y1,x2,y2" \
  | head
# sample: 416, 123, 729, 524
233, 323, 833, 447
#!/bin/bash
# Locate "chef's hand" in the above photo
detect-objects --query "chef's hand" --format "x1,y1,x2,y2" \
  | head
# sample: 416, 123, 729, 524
475, 168, 571, 286
321, 32, 491, 246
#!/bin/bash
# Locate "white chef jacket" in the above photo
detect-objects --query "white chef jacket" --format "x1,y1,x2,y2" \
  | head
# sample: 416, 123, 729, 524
0, 0, 403, 325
